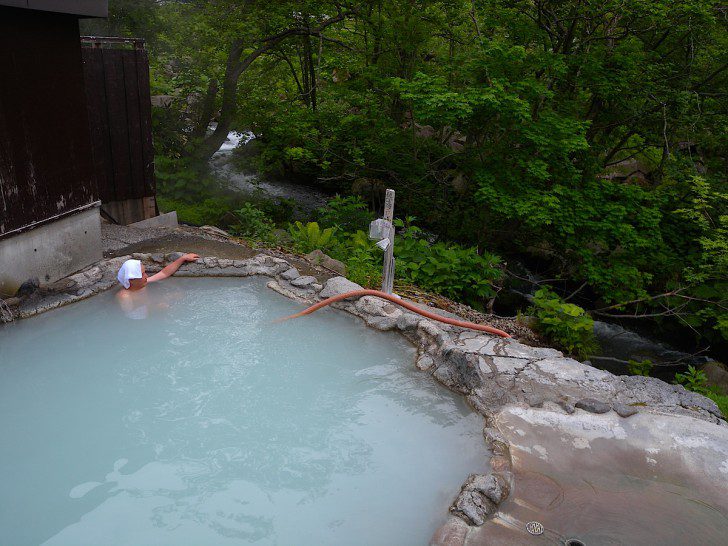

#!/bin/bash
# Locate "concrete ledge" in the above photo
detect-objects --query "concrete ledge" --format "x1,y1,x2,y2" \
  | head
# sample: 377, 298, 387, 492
0, 206, 101, 297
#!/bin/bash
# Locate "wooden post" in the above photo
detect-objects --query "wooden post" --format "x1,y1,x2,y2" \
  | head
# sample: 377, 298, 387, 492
382, 189, 395, 293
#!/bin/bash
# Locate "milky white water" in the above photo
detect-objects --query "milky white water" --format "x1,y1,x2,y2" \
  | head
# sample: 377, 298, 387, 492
0, 278, 487, 545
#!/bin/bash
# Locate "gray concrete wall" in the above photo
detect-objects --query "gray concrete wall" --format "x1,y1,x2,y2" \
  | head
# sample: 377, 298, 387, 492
129, 211, 178, 229
0, 206, 101, 296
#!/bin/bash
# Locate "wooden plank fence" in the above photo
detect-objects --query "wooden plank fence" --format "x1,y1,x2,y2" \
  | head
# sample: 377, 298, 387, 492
81, 37, 156, 224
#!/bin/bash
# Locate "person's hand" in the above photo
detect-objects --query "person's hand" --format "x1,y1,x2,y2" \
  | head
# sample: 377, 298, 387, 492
182, 253, 200, 262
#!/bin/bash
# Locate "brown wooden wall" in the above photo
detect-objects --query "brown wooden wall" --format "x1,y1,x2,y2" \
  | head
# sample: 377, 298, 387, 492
81, 41, 156, 206
0, 7, 98, 238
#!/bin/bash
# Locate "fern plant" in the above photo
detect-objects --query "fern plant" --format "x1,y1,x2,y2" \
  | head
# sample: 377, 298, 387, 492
288, 221, 337, 253
674, 366, 711, 394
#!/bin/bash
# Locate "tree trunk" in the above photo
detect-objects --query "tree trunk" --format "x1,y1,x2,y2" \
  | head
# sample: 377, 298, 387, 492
192, 40, 247, 160
303, 34, 317, 111
190, 78, 219, 140
189, 10, 350, 161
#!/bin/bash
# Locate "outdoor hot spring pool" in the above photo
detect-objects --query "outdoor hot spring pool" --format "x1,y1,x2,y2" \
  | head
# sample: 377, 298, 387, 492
0, 277, 487, 545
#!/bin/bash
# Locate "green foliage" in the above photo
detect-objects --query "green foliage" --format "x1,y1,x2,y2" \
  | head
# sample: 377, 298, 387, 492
394, 220, 502, 309
228, 203, 275, 241
157, 196, 231, 226
155, 156, 218, 202
334, 230, 382, 288
669, 174, 728, 344
141, 0, 726, 356
345, 248, 381, 288
628, 359, 654, 377
674, 365, 728, 418
707, 392, 728, 419
288, 222, 337, 253
475, 175, 666, 303
674, 366, 712, 395
530, 288, 598, 360
256, 197, 297, 225
317, 196, 374, 233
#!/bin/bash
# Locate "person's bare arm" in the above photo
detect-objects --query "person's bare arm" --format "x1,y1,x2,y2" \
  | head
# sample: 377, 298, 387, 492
148, 253, 200, 283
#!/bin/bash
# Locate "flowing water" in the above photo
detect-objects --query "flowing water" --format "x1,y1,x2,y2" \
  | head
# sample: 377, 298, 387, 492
0, 278, 488, 546
590, 320, 709, 377
209, 131, 329, 212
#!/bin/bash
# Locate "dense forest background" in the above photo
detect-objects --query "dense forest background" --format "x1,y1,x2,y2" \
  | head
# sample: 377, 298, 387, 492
83, 1, 727, 361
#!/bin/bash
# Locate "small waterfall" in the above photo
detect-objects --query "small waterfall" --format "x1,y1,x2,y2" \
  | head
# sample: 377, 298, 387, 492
208, 129, 329, 212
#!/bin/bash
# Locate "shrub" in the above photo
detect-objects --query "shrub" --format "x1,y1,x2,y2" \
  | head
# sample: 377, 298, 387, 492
155, 156, 218, 201
157, 196, 232, 226
257, 197, 297, 225
674, 365, 713, 395
288, 221, 337, 253
393, 220, 501, 309
530, 287, 597, 360
334, 230, 382, 288
317, 196, 374, 233
228, 203, 275, 241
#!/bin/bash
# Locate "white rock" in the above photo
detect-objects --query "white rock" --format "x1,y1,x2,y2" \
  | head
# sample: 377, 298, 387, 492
319, 277, 362, 298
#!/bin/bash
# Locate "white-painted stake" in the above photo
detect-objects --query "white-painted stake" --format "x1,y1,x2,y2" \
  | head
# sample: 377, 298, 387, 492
381, 189, 395, 294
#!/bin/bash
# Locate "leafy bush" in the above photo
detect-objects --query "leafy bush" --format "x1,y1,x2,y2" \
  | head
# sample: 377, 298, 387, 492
674, 366, 712, 394
257, 197, 297, 225
345, 248, 381, 288
627, 359, 653, 377
317, 196, 374, 233
288, 222, 337, 253
155, 156, 218, 201
157, 196, 232, 226
333, 230, 382, 288
228, 203, 274, 241
530, 288, 597, 360
393, 220, 501, 309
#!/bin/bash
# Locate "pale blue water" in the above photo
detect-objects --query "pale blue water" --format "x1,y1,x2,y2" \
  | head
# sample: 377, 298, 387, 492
0, 278, 487, 545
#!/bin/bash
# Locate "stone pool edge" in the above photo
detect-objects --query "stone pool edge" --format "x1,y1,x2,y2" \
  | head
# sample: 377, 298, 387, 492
4, 252, 725, 545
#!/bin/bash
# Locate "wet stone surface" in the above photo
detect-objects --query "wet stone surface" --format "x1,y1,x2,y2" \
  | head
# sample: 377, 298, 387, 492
465, 406, 728, 546
575, 398, 612, 414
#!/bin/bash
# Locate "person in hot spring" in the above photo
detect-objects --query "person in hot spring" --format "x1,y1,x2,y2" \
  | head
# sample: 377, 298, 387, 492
115, 254, 199, 319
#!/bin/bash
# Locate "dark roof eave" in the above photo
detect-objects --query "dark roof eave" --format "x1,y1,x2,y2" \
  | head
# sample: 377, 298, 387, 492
0, 1, 108, 17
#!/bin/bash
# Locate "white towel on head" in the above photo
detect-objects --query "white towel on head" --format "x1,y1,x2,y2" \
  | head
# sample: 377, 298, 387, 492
117, 259, 143, 289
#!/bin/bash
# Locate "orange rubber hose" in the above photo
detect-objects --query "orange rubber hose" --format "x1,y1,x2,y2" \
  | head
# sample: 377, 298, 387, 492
277, 289, 511, 338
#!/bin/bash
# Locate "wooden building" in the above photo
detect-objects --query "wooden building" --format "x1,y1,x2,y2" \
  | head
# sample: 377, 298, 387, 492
0, 1, 160, 296
82, 36, 158, 225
